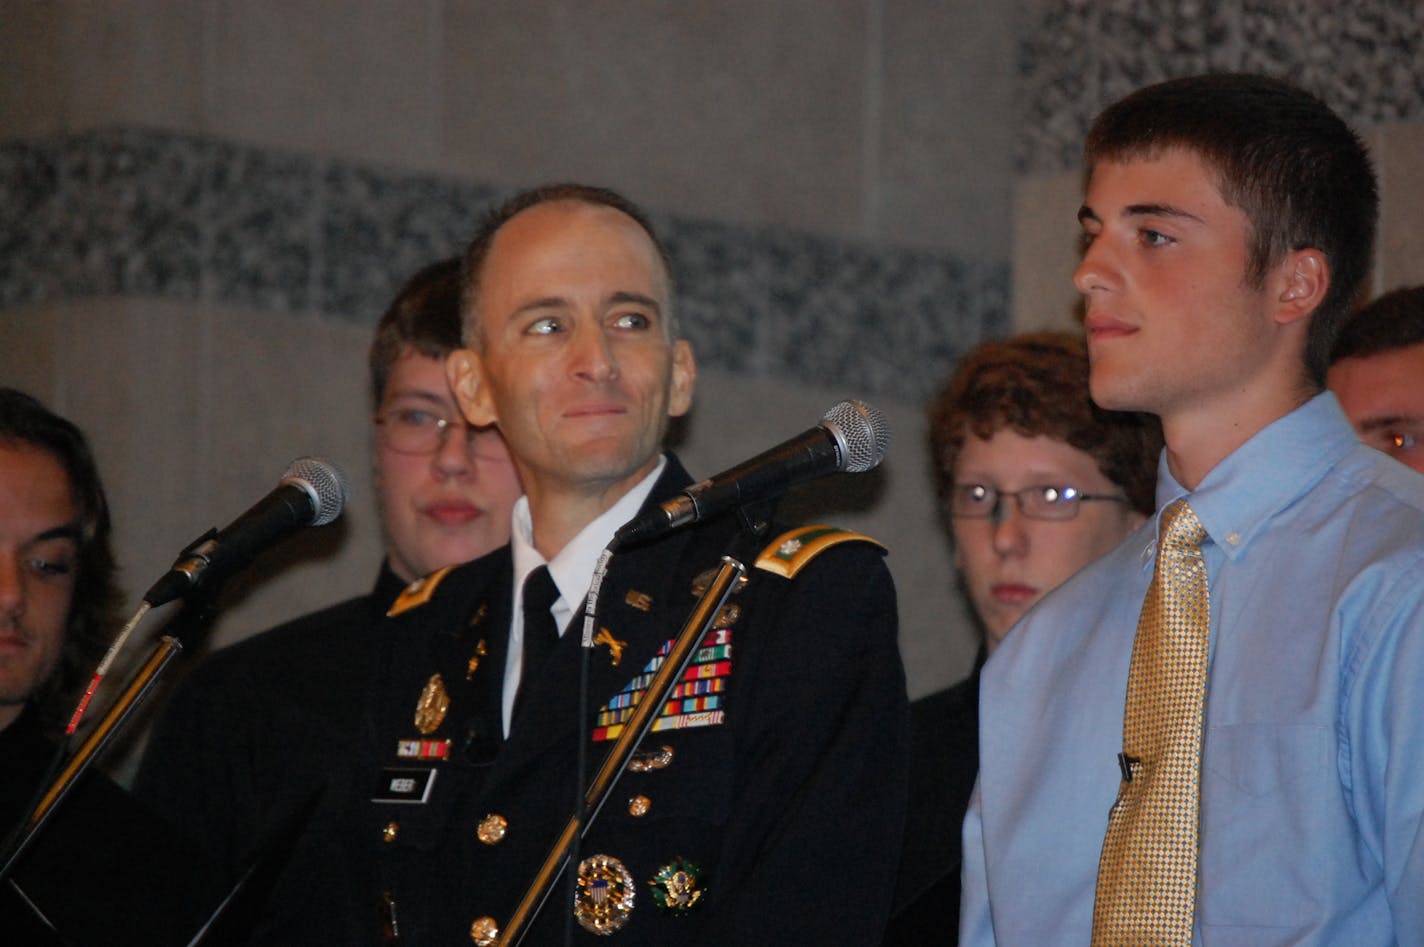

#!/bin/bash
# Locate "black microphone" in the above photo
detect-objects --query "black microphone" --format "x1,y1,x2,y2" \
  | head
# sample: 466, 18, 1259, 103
614, 399, 890, 547
143, 457, 349, 607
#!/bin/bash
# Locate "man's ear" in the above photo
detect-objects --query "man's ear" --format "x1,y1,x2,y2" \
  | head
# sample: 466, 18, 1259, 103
667, 340, 696, 418
1275, 248, 1329, 327
447, 349, 497, 426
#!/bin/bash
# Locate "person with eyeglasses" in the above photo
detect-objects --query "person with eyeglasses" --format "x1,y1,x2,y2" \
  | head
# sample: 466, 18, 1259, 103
368, 259, 524, 586
136, 258, 523, 944
885, 330, 1160, 945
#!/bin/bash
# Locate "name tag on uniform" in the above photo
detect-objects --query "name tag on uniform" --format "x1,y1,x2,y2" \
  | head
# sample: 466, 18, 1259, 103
373, 766, 437, 804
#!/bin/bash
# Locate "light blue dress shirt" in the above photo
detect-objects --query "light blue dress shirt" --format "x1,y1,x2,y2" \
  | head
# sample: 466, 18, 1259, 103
961, 394, 1424, 945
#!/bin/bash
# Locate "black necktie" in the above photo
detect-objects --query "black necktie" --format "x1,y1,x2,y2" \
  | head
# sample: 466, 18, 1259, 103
519, 565, 561, 702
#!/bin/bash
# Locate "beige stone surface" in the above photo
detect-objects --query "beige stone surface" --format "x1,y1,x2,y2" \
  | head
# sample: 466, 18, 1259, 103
879, 0, 1016, 258
440, 1, 872, 240
0, 1, 68, 138
204, 0, 445, 169
0, 1, 206, 139
1375, 122, 1424, 295
1010, 168, 1083, 333
0, 1, 1018, 256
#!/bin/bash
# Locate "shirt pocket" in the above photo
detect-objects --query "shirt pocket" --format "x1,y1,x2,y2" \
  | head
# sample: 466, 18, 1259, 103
1198, 723, 1332, 930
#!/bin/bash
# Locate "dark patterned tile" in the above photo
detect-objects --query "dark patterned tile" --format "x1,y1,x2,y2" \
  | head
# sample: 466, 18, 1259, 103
207, 141, 319, 312
1241, 0, 1424, 125
1017, 0, 1424, 175
657, 214, 763, 375
1017, 0, 1098, 174
80, 128, 207, 301
2, 126, 1005, 400
7, 129, 208, 305
1095, 0, 1233, 106
320, 164, 505, 324
0, 138, 65, 309
757, 232, 1007, 400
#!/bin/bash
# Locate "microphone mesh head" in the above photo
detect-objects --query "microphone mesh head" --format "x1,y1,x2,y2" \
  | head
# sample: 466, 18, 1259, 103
822, 400, 891, 473
282, 457, 349, 525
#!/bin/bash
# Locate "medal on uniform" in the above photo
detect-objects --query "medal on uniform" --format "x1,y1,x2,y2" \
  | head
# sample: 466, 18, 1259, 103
574, 854, 635, 934
628, 744, 674, 772
413, 673, 450, 734
648, 857, 705, 913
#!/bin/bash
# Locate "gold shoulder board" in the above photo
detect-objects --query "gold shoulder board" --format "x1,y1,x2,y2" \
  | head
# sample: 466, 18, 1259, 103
387, 565, 456, 617
754, 525, 885, 579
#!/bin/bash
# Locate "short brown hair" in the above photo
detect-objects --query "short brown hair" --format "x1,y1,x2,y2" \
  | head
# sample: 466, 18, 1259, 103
928, 332, 1162, 516
368, 257, 465, 408
1085, 73, 1377, 387
1331, 285, 1424, 363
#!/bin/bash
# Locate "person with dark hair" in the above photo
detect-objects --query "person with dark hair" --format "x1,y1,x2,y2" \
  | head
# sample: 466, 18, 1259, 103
364, 183, 906, 944
136, 259, 523, 942
962, 74, 1424, 944
1327, 284, 1424, 474
1, 387, 210, 945
0, 389, 118, 732
885, 332, 1159, 943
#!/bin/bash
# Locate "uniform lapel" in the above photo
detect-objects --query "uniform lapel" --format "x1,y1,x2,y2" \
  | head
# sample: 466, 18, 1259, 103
379, 553, 514, 767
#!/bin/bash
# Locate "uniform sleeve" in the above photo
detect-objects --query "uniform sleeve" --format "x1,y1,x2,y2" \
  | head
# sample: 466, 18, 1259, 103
958, 779, 995, 945
696, 543, 908, 944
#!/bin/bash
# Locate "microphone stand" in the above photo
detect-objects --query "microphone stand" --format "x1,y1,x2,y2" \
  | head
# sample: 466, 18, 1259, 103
0, 588, 219, 887
498, 506, 771, 947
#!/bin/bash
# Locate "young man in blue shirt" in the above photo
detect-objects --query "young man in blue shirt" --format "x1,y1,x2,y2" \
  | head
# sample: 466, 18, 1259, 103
962, 74, 1424, 945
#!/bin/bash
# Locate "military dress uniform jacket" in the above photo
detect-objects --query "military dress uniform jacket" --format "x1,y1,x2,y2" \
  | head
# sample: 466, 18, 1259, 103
368, 455, 908, 945
136, 566, 408, 944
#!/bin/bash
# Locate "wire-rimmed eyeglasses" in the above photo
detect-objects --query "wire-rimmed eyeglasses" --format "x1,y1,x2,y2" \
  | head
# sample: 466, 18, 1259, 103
949, 483, 1130, 522
374, 407, 482, 456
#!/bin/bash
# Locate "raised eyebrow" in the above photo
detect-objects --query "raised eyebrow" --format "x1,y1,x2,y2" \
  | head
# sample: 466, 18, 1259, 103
607, 291, 662, 316
510, 296, 570, 319
33, 524, 81, 545
1122, 202, 1204, 225
1358, 414, 1422, 433
1078, 203, 1205, 226
385, 390, 448, 407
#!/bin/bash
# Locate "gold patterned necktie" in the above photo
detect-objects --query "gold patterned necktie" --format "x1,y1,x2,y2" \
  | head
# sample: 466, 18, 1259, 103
1092, 498, 1210, 945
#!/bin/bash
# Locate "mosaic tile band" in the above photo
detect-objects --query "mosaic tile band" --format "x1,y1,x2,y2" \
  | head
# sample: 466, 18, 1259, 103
0, 127, 1007, 402
1018, 0, 1424, 175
